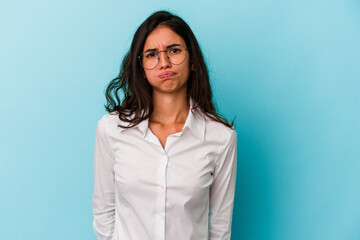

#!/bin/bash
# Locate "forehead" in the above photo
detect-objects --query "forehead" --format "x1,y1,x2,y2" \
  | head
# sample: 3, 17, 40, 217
143, 26, 186, 50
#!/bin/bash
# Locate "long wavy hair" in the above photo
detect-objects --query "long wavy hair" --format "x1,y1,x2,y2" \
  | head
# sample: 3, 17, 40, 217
105, 10, 234, 129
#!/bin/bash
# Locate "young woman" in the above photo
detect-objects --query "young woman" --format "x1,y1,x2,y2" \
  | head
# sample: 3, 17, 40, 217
92, 10, 237, 240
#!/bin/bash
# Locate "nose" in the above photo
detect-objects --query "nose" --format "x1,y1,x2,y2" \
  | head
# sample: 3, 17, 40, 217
158, 51, 171, 69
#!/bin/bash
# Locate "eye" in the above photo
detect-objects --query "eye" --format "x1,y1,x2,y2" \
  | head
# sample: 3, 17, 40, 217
145, 52, 156, 58
169, 48, 181, 54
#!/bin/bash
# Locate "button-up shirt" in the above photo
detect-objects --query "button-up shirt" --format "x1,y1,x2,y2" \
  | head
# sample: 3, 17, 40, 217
92, 99, 237, 240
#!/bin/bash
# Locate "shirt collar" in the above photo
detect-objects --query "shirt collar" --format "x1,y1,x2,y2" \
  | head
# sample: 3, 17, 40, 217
117, 97, 205, 142
183, 98, 205, 142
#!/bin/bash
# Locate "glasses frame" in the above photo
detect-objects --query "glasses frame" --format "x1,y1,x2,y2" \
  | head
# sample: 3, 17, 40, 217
137, 45, 189, 70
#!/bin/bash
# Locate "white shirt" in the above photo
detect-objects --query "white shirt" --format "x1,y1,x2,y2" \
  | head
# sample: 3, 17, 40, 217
92, 98, 237, 240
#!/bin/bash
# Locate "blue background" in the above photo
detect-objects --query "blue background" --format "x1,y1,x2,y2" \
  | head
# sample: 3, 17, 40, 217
1, 0, 359, 239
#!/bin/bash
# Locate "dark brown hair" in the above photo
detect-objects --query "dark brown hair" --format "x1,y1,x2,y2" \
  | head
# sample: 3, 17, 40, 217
105, 10, 234, 129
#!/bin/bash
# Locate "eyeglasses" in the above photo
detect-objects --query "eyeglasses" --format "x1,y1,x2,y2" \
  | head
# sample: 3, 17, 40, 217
137, 45, 189, 70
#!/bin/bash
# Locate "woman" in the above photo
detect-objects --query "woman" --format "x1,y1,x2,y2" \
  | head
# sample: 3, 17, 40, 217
92, 10, 237, 240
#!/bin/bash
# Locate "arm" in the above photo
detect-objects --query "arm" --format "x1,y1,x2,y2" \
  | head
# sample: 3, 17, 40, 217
92, 117, 116, 240
209, 130, 237, 240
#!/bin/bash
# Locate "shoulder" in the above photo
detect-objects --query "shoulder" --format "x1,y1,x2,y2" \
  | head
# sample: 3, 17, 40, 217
98, 111, 121, 123
96, 112, 122, 134
202, 112, 237, 149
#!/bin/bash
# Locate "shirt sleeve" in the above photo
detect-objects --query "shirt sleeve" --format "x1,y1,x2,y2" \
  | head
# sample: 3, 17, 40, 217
92, 117, 116, 240
209, 130, 237, 240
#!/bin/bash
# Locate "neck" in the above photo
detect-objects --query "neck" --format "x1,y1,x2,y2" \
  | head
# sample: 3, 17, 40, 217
150, 90, 190, 125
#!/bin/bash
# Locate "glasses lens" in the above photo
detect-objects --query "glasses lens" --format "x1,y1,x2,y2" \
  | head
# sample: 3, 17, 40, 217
141, 51, 158, 70
167, 46, 186, 65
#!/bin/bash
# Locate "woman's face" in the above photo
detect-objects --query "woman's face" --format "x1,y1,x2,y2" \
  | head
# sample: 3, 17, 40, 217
142, 26, 190, 95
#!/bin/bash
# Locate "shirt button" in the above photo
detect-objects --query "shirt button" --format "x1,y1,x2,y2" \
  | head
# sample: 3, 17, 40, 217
159, 213, 164, 219
159, 185, 164, 190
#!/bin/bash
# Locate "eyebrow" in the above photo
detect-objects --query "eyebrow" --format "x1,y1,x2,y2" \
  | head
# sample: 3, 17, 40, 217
144, 44, 182, 53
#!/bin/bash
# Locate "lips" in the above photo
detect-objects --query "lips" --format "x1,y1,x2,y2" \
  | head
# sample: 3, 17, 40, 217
159, 71, 175, 79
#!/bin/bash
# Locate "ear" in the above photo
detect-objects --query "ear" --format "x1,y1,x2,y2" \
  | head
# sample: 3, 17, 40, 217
191, 63, 195, 71
143, 70, 147, 78
190, 59, 195, 71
